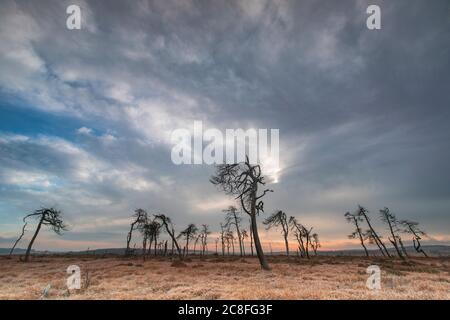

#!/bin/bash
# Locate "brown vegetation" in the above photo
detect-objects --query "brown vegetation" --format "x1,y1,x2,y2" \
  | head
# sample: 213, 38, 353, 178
0, 255, 448, 300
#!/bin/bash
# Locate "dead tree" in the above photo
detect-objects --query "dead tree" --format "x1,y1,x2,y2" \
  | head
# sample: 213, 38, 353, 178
357, 205, 391, 257
126, 209, 147, 256
219, 223, 226, 256
193, 234, 201, 255
210, 156, 273, 270
215, 237, 219, 255
344, 211, 369, 257
223, 206, 244, 256
289, 217, 308, 258
263, 210, 290, 257
225, 230, 235, 255
178, 224, 198, 257
311, 233, 321, 255
379, 207, 405, 259
240, 229, 248, 256
200, 224, 210, 256
401, 220, 428, 257
23, 208, 67, 262
154, 214, 183, 260
9, 222, 27, 256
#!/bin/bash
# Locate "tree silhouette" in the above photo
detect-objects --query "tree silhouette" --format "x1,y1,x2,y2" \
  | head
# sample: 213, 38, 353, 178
379, 207, 405, 259
154, 214, 183, 260
178, 224, 198, 257
311, 233, 321, 255
210, 156, 273, 270
289, 217, 310, 258
126, 209, 147, 256
9, 222, 27, 256
200, 224, 210, 256
223, 206, 244, 256
263, 210, 290, 257
344, 211, 369, 257
401, 220, 428, 257
23, 208, 67, 262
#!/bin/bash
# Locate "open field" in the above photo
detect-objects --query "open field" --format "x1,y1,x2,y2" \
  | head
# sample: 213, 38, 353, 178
0, 255, 449, 300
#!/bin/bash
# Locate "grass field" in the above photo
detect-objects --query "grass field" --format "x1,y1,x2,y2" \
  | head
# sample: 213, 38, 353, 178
0, 255, 449, 300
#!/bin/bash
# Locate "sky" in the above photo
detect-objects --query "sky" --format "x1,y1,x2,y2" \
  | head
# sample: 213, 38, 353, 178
0, 0, 449, 252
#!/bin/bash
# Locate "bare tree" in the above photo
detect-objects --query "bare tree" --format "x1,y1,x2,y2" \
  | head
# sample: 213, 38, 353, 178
344, 211, 369, 257
311, 233, 321, 255
289, 217, 308, 258
9, 222, 27, 256
263, 210, 290, 257
379, 207, 405, 259
219, 223, 226, 256
210, 156, 273, 270
223, 206, 244, 256
200, 224, 210, 256
215, 237, 219, 255
178, 224, 198, 257
240, 229, 248, 256
401, 220, 428, 257
357, 205, 391, 257
154, 214, 183, 260
193, 234, 201, 255
23, 208, 67, 262
225, 230, 235, 255
126, 209, 147, 256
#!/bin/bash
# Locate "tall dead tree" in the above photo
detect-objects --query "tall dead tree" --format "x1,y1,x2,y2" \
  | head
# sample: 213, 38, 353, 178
154, 214, 183, 260
355, 206, 390, 257
401, 220, 428, 257
178, 224, 198, 257
379, 207, 405, 259
345, 211, 369, 257
126, 209, 147, 256
23, 208, 67, 262
223, 206, 244, 256
210, 156, 273, 270
263, 210, 290, 257
9, 222, 27, 256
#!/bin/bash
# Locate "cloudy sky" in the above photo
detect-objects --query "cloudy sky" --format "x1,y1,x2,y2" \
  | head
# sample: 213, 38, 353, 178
0, 0, 449, 251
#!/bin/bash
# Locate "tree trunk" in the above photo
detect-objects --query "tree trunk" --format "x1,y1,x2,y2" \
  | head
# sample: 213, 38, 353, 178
249, 219, 254, 256
283, 234, 290, 257
250, 212, 271, 270
354, 218, 369, 257
24, 218, 43, 262
362, 212, 391, 257
10, 222, 27, 256
398, 237, 409, 257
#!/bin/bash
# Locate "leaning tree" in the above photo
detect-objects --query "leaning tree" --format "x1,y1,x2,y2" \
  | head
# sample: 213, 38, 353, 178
23, 208, 67, 262
379, 207, 405, 259
125, 209, 148, 256
210, 156, 273, 270
400, 220, 428, 257
263, 210, 291, 257
344, 211, 369, 257
154, 214, 183, 260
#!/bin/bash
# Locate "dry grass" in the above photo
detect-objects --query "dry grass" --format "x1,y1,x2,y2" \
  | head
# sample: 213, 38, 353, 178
0, 255, 448, 300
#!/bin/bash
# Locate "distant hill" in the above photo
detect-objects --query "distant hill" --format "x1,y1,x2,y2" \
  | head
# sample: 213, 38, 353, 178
2, 245, 449, 257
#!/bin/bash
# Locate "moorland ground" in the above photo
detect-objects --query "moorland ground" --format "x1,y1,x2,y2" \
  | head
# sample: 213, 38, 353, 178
0, 255, 449, 299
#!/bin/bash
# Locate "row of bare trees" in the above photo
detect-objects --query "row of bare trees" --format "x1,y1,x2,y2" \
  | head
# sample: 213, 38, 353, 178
345, 205, 428, 258
263, 210, 320, 259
